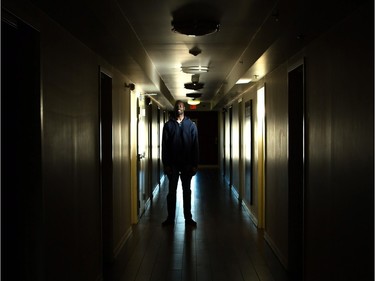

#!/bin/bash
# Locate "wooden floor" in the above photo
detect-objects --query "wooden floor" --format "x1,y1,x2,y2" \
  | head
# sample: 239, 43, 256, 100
105, 167, 289, 281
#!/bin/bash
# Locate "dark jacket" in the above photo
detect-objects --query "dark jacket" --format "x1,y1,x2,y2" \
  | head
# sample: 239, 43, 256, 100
162, 116, 199, 168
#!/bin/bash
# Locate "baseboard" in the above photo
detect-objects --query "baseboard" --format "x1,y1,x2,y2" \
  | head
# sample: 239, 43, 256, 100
230, 185, 240, 199
264, 231, 288, 269
160, 174, 166, 185
110, 176, 165, 273
241, 201, 258, 227
144, 197, 151, 211
113, 227, 133, 259
152, 183, 160, 199
230, 185, 260, 228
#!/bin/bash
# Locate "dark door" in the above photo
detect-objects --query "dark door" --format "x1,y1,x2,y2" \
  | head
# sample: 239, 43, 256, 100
157, 107, 161, 187
99, 71, 114, 266
229, 107, 233, 188
222, 110, 226, 177
186, 111, 218, 166
2, 12, 44, 281
288, 62, 305, 280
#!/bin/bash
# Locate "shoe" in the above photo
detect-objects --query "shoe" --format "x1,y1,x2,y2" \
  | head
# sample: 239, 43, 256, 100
161, 218, 174, 227
185, 219, 197, 227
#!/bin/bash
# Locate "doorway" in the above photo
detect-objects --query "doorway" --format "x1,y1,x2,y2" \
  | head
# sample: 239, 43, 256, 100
288, 62, 305, 280
137, 95, 147, 217
229, 107, 233, 187
244, 100, 254, 205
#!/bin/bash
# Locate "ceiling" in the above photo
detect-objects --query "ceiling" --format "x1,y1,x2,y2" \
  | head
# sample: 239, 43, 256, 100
31, 0, 364, 110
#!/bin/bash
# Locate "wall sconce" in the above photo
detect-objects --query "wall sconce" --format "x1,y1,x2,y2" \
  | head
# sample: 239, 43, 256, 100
124, 83, 135, 91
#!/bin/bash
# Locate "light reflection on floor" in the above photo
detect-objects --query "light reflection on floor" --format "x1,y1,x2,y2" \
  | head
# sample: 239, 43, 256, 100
173, 171, 199, 224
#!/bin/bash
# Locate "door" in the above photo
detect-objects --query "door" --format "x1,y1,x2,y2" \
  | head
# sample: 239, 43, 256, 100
148, 100, 160, 195
222, 111, 226, 177
157, 107, 161, 187
288, 62, 305, 280
99, 70, 114, 265
2, 12, 44, 281
229, 107, 233, 187
244, 100, 254, 205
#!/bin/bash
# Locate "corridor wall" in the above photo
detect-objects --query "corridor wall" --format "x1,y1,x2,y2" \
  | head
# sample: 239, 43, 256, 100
2, 1, 134, 280
220, 2, 373, 280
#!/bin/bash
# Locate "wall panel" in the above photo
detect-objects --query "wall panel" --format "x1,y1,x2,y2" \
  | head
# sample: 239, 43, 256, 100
264, 65, 289, 266
304, 4, 373, 280
41, 18, 102, 281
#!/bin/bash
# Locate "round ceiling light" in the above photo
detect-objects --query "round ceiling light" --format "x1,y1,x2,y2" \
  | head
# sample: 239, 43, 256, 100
171, 19, 220, 36
181, 66, 209, 74
187, 99, 200, 105
186, 93, 202, 99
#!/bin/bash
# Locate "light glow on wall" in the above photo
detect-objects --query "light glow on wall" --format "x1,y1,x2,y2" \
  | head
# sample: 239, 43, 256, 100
137, 95, 146, 156
257, 86, 265, 126
256, 85, 265, 227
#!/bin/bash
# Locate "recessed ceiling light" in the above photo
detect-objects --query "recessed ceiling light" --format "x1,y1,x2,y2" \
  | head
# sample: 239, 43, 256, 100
236, 78, 252, 84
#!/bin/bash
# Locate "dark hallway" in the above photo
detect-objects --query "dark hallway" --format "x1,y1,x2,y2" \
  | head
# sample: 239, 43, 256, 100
1, 1, 373, 280
105, 167, 288, 281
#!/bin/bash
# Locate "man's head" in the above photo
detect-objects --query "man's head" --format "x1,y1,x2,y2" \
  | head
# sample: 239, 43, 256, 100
174, 100, 185, 117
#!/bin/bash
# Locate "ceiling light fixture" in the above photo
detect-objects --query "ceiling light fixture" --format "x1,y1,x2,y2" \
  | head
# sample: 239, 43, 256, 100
236, 78, 252, 84
191, 74, 200, 83
171, 19, 220, 36
185, 74, 204, 90
186, 93, 202, 99
181, 66, 209, 74
187, 99, 200, 105
184, 82, 204, 90
189, 46, 202, 56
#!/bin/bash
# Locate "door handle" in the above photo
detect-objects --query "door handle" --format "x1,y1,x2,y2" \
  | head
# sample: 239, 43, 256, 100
137, 153, 145, 160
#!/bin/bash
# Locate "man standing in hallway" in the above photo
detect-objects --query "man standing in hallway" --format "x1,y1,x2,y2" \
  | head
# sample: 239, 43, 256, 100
161, 100, 199, 227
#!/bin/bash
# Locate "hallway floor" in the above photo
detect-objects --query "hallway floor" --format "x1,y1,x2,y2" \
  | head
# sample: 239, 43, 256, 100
105, 167, 289, 281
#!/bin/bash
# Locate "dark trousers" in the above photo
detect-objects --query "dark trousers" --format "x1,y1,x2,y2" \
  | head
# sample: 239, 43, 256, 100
166, 166, 193, 220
